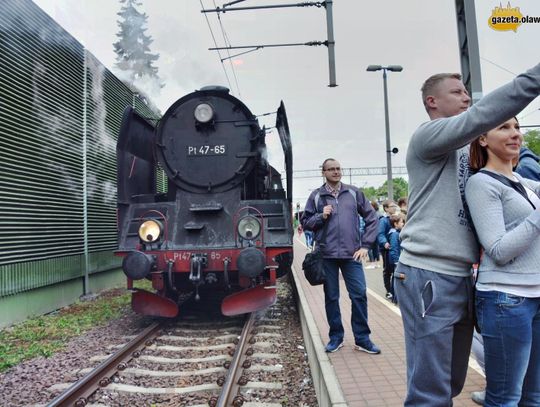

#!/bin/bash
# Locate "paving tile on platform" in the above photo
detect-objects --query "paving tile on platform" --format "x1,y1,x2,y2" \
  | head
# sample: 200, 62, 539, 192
293, 239, 484, 406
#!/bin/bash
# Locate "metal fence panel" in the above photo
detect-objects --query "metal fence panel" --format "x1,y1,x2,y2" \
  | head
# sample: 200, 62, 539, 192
0, 0, 161, 297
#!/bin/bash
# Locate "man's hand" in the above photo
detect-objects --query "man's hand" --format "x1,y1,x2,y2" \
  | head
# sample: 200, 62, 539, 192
384, 242, 390, 250
353, 248, 369, 261
322, 205, 333, 220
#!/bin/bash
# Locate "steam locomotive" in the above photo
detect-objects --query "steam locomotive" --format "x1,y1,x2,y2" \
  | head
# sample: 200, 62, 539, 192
116, 86, 293, 317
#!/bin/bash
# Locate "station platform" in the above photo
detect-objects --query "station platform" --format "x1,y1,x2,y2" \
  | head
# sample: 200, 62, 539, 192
291, 237, 485, 406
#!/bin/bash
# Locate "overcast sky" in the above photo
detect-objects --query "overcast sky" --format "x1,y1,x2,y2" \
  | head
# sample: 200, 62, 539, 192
32, 0, 540, 204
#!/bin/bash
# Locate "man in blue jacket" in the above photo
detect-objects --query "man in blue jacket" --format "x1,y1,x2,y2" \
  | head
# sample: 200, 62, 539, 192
302, 158, 380, 354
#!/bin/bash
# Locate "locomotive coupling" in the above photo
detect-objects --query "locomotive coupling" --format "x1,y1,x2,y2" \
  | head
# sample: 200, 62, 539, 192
237, 247, 265, 278
122, 251, 155, 280
189, 254, 208, 283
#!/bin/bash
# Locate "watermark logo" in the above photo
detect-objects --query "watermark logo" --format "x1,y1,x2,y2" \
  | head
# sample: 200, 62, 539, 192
488, 2, 540, 32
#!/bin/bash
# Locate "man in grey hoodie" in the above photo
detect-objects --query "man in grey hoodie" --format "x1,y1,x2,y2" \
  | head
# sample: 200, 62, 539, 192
394, 64, 540, 406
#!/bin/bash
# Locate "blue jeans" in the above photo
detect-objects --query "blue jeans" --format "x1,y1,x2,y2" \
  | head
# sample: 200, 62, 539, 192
394, 263, 474, 407
476, 290, 540, 407
323, 259, 371, 343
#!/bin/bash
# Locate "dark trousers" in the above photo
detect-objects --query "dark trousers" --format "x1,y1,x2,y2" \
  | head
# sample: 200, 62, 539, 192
323, 258, 371, 343
369, 242, 379, 262
381, 248, 392, 293
387, 263, 396, 297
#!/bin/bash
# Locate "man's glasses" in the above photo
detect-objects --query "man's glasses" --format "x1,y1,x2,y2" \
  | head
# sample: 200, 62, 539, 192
324, 167, 341, 172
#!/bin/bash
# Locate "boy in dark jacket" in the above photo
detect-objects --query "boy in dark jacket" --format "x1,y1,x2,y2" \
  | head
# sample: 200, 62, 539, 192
378, 200, 399, 299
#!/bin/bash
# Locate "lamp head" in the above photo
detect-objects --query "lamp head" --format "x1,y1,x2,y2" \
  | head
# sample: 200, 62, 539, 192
387, 65, 403, 72
366, 65, 382, 72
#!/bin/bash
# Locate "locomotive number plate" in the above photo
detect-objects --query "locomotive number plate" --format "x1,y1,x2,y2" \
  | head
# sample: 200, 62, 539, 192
172, 252, 222, 261
187, 145, 227, 156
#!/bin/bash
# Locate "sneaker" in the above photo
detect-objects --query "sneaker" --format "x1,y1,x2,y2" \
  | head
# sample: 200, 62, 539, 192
471, 390, 485, 405
355, 339, 381, 354
385, 292, 393, 300
325, 339, 344, 353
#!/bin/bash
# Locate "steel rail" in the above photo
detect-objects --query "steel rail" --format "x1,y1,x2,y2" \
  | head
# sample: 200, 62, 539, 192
46, 322, 162, 407
214, 313, 256, 407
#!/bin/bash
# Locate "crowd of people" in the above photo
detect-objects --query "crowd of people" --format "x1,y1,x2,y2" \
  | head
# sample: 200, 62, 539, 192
299, 62, 540, 406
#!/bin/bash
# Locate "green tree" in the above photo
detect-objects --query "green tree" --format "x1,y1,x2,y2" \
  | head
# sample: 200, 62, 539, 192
523, 129, 540, 156
113, 0, 161, 85
360, 186, 378, 201
376, 177, 408, 202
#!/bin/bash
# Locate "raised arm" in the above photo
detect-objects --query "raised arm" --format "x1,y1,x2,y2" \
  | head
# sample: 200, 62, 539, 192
413, 64, 540, 161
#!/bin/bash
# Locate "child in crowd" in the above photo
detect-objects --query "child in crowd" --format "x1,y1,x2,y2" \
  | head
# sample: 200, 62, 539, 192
387, 213, 406, 301
378, 200, 400, 298
368, 200, 381, 263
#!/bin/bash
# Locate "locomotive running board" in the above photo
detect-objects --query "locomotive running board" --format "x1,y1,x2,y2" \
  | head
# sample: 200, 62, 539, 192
132, 289, 179, 318
221, 284, 277, 316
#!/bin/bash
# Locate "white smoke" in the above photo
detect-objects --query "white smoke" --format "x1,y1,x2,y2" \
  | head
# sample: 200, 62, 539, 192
32, 59, 82, 199
86, 52, 115, 153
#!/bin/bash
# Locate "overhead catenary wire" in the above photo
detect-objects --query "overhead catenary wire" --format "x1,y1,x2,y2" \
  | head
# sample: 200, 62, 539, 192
200, 0, 233, 93
214, 0, 242, 97
481, 56, 539, 123
480, 56, 517, 76
201, 1, 325, 13
519, 109, 540, 121
223, 0, 247, 7
202, 1, 336, 86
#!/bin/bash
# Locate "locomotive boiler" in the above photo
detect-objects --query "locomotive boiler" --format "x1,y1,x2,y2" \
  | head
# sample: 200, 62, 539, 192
116, 86, 293, 317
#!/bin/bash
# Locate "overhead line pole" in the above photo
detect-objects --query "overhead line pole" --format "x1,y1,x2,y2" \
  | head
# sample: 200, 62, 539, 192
324, 0, 337, 87
455, 0, 483, 103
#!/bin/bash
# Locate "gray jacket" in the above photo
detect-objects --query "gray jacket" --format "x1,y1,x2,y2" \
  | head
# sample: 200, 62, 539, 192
301, 183, 378, 259
465, 171, 540, 286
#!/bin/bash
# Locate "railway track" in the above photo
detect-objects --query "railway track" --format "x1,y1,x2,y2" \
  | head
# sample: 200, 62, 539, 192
46, 299, 298, 407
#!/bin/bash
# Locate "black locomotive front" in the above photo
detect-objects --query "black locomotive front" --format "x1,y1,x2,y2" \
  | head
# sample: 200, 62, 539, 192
116, 86, 293, 317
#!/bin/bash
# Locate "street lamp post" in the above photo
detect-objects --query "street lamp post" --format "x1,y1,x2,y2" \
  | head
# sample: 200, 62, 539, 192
366, 64, 403, 200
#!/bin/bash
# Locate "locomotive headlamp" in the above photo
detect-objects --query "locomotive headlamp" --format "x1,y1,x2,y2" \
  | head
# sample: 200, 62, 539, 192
237, 216, 261, 240
194, 103, 214, 123
138, 220, 163, 243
